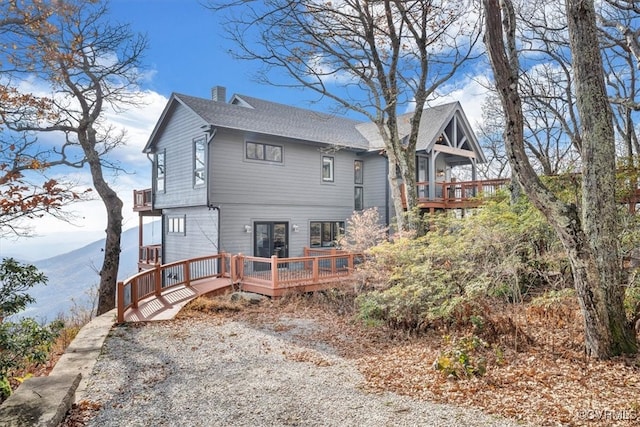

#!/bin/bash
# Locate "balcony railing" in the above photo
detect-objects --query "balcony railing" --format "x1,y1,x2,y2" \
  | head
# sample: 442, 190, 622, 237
138, 244, 162, 269
405, 178, 510, 210
133, 189, 153, 212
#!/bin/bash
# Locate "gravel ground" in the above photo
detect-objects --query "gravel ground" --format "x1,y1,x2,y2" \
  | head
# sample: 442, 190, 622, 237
78, 316, 527, 427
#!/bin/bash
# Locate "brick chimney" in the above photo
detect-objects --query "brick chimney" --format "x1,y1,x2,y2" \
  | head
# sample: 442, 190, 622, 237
211, 86, 227, 102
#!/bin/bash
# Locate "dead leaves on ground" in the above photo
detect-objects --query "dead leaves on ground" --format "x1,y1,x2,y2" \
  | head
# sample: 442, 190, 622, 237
228, 295, 640, 427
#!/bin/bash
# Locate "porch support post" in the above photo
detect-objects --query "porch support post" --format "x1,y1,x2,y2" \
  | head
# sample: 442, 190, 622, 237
471, 159, 478, 197
429, 153, 437, 199
138, 215, 143, 267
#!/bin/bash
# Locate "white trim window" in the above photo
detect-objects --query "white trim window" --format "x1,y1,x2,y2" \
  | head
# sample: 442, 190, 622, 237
167, 216, 185, 235
193, 137, 206, 187
322, 156, 334, 182
156, 150, 165, 193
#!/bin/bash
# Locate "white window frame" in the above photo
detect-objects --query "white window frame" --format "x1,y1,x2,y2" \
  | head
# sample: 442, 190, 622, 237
322, 156, 334, 182
156, 150, 165, 193
193, 137, 206, 188
167, 215, 186, 235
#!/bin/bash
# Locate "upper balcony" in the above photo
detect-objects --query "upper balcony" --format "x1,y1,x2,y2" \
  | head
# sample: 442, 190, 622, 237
133, 189, 154, 212
402, 178, 511, 211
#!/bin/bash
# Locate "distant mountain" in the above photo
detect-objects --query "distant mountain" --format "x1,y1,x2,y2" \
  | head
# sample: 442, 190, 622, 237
16, 222, 160, 322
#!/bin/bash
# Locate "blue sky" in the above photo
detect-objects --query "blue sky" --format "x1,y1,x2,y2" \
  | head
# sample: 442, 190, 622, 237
110, 0, 330, 107
2, 0, 489, 261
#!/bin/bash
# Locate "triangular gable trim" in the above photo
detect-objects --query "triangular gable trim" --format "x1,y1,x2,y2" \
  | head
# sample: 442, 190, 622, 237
424, 104, 486, 163
142, 93, 209, 153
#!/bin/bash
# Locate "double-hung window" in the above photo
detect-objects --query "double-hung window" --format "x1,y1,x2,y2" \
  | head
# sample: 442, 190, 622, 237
354, 160, 363, 210
193, 137, 206, 187
322, 156, 334, 182
156, 150, 165, 193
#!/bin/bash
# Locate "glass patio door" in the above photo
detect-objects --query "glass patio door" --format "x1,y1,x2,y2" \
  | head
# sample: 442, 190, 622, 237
254, 222, 289, 259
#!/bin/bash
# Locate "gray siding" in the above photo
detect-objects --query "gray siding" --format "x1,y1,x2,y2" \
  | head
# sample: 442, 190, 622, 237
153, 103, 208, 209
218, 204, 352, 257
163, 206, 219, 264
361, 153, 390, 224
208, 128, 365, 256
153, 111, 391, 258
209, 128, 360, 209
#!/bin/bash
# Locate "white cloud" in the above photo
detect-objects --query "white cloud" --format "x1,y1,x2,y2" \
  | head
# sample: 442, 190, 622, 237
435, 73, 492, 133
6, 89, 166, 257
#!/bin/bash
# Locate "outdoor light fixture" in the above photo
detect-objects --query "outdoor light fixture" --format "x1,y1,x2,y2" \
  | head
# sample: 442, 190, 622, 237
292, 224, 300, 232
244, 225, 252, 233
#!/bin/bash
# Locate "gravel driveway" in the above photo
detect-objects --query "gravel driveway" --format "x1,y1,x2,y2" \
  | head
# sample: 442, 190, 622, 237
77, 316, 526, 427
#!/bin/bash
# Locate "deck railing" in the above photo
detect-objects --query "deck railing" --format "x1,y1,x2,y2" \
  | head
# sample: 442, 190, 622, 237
118, 249, 362, 322
133, 188, 153, 211
138, 244, 162, 267
117, 253, 228, 322
416, 178, 510, 203
235, 250, 361, 294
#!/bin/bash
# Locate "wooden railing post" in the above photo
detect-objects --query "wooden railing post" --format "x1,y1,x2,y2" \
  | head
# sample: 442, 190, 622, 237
230, 255, 237, 282
312, 257, 319, 282
117, 281, 125, 323
238, 255, 245, 281
132, 279, 139, 309
218, 252, 227, 277
271, 255, 279, 290
154, 264, 162, 297
184, 260, 191, 286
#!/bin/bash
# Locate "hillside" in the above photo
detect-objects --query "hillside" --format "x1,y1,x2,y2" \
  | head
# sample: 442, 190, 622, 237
16, 222, 160, 322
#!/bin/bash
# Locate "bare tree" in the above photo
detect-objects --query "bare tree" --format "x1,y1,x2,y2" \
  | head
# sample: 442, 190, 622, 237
599, 2, 640, 159
483, 0, 637, 358
2, 0, 148, 315
211, 0, 481, 232
0, 2, 88, 237
476, 94, 510, 179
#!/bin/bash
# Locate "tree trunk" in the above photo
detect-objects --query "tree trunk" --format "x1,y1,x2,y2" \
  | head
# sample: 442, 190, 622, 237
565, 0, 636, 357
80, 129, 123, 316
483, 0, 637, 358
385, 150, 407, 233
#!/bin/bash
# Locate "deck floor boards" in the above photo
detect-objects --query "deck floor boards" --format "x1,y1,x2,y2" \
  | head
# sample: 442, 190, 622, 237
124, 277, 232, 322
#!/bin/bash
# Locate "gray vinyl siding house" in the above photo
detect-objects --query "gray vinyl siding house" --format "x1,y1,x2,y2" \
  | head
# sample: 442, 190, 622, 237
142, 87, 484, 264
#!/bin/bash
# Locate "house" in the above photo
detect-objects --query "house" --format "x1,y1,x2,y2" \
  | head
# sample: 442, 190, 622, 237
134, 86, 489, 268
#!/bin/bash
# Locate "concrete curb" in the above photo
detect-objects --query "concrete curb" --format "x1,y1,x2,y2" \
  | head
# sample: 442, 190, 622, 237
0, 309, 116, 426
0, 374, 81, 427
50, 309, 116, 402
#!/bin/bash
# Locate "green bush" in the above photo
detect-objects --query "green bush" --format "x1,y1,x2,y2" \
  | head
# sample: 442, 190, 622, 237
0, 258, 60, 400
434, 334, 489, 378
355, 197, 568, 332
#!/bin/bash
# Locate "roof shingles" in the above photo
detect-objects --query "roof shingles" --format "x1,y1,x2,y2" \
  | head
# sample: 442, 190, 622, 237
175, 93, 370, 150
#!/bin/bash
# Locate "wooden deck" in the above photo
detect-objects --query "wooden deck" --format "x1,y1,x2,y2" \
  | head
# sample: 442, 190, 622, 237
119, 250, 361, 322
124, 277, 231, 321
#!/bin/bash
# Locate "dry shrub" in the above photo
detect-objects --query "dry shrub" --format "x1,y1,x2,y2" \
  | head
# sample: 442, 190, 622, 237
181, 295, 245, 315
527, 288, 578, 327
